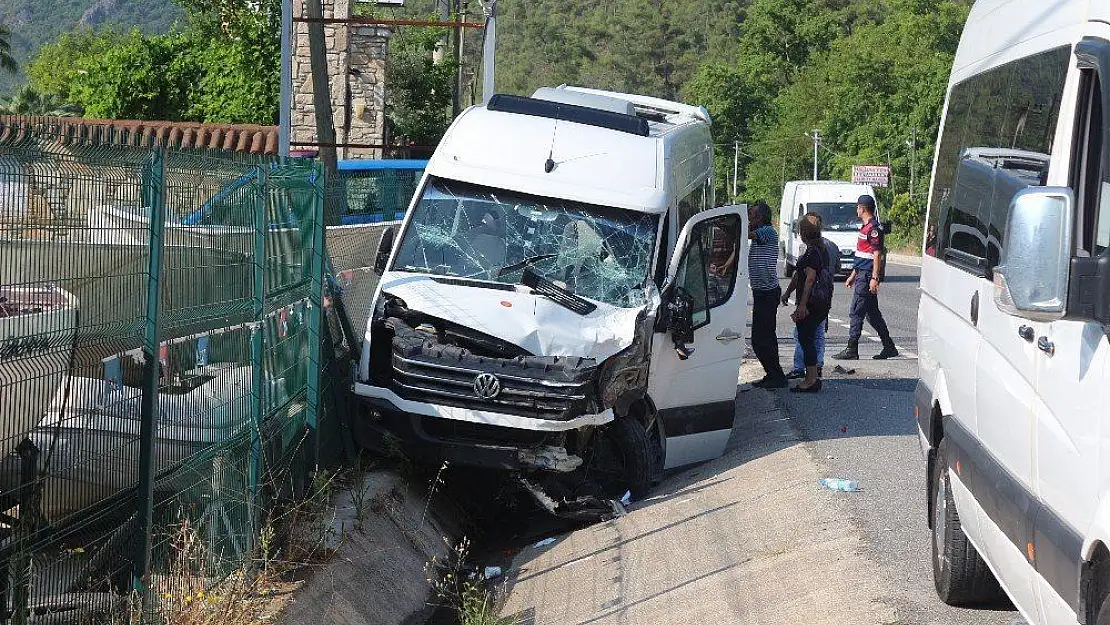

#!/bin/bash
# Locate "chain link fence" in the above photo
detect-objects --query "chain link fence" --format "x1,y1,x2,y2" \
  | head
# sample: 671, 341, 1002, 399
0, 119, 328, 623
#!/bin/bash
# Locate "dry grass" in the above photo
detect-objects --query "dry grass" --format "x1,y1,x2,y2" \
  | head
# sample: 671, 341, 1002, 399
105, 470, 342, 625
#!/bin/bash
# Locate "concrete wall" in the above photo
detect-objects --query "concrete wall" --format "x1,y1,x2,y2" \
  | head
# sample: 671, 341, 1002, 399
291, 0, 391, 160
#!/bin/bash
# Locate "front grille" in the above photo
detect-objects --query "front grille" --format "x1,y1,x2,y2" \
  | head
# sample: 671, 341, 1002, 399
382, 314, 601, 420
391, 351, 597, 419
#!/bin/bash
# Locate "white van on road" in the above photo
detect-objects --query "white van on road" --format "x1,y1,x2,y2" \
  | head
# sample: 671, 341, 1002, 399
353, 86, 751, 515
778, 180, 877, 277
917, 1, 1110, 624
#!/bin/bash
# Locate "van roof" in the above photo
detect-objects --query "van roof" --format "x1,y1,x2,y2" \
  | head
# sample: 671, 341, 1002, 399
952, 0, 1095, 84
425, 88, 712, 215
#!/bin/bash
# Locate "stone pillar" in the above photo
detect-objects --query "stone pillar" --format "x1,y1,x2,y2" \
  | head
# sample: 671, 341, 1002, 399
290, 0, 390, 160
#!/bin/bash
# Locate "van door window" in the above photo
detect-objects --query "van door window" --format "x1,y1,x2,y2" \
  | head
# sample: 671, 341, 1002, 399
1073, 70, 1108, 256
673, 234, 710, 329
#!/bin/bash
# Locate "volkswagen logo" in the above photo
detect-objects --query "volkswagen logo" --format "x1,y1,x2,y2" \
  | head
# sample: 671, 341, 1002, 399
473, 373, 502, 400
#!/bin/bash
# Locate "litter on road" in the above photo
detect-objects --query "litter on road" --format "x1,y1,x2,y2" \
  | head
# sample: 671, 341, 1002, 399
819, 478, 860, 492
483, 566, 503, 580
533, 538, 557, 548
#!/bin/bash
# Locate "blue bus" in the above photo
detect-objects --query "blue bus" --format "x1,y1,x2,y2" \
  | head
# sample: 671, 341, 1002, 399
336, 159, 427, 225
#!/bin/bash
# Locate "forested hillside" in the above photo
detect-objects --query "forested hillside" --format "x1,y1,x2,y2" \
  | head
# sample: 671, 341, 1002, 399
0, 0, 183, 93
2, 0, 971, 246
419, 0, 971, 247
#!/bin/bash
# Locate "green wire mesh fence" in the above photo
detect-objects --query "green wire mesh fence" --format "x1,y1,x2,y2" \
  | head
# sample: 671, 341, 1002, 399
0, 118, 328, 623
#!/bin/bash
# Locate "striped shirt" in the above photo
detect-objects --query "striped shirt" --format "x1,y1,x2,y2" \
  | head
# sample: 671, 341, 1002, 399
748, 224, 780, 291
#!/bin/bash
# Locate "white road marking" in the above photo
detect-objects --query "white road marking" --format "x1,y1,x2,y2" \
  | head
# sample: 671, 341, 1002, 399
867, 337, 882, 343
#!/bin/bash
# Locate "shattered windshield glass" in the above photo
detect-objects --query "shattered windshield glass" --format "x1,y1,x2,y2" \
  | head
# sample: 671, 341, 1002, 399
392, 177, 659, 308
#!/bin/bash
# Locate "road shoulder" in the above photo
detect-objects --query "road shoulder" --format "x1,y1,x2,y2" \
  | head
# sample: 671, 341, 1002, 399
494, 363, 899, 625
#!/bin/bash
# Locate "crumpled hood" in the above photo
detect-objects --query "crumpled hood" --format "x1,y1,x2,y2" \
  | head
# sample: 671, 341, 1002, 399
379, 274, 646, 361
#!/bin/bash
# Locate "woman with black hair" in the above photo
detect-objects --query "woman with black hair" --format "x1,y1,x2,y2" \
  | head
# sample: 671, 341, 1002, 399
789, 217, 833, 393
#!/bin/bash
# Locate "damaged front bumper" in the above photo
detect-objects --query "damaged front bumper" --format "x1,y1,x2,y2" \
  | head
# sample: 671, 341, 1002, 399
353, 383, 611, 471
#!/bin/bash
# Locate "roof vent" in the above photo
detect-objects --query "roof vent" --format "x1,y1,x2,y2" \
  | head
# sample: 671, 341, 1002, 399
531, 87, 637, 116
486, 94, 651, 137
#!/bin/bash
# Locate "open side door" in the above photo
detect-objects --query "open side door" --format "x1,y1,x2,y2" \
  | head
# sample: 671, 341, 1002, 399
649, 205, 749, 469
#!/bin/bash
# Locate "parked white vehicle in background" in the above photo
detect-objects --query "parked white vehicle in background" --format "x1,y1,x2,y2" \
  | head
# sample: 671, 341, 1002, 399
916, 1, 1110, 624
778, 180, 877, 277
353, 85, 751, 516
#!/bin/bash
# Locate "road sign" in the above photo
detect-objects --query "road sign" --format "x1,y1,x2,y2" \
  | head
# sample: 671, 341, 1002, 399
852, 165, 890, 187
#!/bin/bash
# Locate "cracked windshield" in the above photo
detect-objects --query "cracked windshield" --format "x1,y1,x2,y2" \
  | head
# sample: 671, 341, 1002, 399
392, 177, 659, 308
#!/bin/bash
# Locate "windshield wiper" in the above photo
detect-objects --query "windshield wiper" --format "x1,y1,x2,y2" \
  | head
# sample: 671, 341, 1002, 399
521, 267, 598, 315
495, 253, 557, 277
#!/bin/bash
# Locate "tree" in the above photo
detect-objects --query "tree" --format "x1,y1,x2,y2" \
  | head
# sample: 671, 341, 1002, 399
0, 23, 17, 75
0, 85, 82, 116
386, 26, 458, 147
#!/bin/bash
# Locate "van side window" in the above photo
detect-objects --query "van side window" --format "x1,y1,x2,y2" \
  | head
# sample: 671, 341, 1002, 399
926, 46, 1069, 275
1073, 70, 1109, 256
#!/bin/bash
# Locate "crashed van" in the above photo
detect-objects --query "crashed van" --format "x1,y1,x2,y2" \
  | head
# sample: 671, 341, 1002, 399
353, 86, 751, 514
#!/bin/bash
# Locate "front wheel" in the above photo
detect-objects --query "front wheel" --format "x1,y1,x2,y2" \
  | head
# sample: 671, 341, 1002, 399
585, 418, 654, 501
932, 439, 1003, 606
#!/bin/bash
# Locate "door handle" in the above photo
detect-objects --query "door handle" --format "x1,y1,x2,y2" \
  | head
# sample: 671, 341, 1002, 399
970, 292, 980, 327
1037, 336, 1055, 356
1018, 325, 1035, 342
716, 329, 743, 343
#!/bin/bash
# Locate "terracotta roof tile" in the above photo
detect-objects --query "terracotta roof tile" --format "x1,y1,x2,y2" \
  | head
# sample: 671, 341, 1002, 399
0, 116, 280, 155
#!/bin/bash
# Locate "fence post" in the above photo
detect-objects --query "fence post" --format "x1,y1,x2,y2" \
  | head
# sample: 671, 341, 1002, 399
306, 162, 326, 462
248, 165, 268, 556
135, 148, 166, 620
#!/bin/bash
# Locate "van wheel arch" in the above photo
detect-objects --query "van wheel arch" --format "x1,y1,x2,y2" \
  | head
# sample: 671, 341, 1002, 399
926, 403, 944, 529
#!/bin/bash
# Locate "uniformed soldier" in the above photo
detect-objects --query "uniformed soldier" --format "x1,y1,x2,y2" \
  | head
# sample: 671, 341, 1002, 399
832, 194, 898, 360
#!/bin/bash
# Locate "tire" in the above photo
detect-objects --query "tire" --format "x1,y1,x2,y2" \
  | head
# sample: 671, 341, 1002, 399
591, 418, 654, 501
932, 439, 1003, 606
1097, 590, 1110, 625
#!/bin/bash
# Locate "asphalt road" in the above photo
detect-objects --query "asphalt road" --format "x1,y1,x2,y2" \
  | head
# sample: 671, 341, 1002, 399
759, 259, 1023, 625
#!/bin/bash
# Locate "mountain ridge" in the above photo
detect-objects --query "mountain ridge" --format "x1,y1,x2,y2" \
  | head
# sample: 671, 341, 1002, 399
0, 0, 183, 93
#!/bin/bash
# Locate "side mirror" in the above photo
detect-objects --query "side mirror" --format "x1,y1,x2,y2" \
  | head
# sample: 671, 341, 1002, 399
373, 226, 396, 275
993, 187, 1074, 321
667, 287, 696, 360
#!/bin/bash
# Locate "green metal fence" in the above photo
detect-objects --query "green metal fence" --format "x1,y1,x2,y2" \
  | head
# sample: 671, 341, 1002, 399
0, 119, 327, 623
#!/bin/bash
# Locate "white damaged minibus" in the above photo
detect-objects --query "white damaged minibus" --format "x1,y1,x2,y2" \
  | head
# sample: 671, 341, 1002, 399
353, 86, 751, 515
917, 1, 1110, 623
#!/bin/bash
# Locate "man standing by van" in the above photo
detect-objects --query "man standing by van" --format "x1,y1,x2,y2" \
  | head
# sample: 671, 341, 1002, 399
833, 195, 898, 360
743, 201, 787, 387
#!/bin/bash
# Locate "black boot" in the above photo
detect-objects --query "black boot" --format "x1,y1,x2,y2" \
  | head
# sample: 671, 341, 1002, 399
873, 337, 899, 360
833, 339, 859, 361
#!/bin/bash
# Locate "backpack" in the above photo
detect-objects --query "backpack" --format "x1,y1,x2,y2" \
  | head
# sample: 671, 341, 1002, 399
809, 242, 834, 309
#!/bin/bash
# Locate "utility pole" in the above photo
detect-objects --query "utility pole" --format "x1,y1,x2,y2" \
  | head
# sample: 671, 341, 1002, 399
732, 141, 739, 199
306, 0, 337, 173
434, 0, 450, 63
481, 0, 497, 104
452, 0, 465, 117
278, 0, 292, 158
908, 126, 918, 203
811, 129, 821, 181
